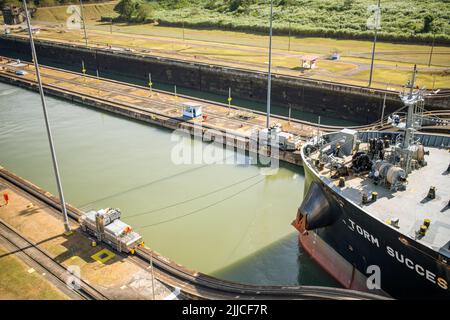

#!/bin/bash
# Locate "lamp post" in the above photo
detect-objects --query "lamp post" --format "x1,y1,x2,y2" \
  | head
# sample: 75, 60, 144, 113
22, 0, 71, 233
368, 0, 381, 87
266, 0, 273, 128
79, 0, 88, 46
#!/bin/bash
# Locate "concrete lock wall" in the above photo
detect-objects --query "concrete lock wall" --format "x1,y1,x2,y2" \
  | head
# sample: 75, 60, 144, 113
1, 36, 447, 124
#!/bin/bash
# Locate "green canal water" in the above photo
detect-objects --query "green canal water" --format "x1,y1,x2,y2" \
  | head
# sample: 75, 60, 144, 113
0, 82, 339, 287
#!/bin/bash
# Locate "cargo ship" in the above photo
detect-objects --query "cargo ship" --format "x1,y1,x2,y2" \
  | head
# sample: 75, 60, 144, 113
292, 73, 450, 299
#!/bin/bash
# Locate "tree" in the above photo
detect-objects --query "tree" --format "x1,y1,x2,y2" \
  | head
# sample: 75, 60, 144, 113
114, 0, 137, 20
422, 14, 434, 33
343, 0, 353, 10
136, 3, 154, 22
228, 0, 254, 12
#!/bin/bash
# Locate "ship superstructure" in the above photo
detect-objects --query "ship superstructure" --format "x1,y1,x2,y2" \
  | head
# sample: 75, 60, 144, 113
293, 70, 450, 299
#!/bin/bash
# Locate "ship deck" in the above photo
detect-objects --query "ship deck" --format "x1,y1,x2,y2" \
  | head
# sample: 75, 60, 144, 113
312, 146, 450, 254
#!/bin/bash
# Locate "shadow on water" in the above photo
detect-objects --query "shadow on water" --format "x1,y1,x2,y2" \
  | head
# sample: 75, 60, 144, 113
0, 48, 360, 126
0, 73, 340, 288
212, 232, 341, 287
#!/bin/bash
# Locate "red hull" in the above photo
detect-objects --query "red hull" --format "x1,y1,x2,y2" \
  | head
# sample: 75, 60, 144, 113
292, 218, 369, 292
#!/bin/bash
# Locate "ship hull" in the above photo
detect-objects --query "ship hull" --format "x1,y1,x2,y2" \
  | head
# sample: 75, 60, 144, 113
293, 157, 450, 299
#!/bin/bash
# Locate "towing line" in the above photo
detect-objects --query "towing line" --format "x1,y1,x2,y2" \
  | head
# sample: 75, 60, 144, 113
0, 167, 389, 300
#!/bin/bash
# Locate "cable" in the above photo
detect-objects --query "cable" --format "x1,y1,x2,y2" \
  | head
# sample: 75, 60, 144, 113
79, 152, 236, 209
126, 173, 261, 219
137, 177, 265, 229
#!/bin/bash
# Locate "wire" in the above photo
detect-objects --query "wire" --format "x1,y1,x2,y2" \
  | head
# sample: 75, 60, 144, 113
79, 153, 236, 209
126, 173, 261, 219
137, 177, 265, 229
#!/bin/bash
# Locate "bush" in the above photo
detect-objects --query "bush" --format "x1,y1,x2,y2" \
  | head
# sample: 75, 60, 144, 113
136, 2, 154, 22
107, 0, 450, 45
114, 0, 138, 20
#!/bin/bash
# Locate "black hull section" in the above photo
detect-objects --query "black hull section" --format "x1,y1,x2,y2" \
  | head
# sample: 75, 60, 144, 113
301, 165, 450, 299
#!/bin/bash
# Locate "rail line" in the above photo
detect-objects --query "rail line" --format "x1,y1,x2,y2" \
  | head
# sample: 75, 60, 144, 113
0, 217, 108, 300
1, 60, 361, 135
0, 167, 389, 300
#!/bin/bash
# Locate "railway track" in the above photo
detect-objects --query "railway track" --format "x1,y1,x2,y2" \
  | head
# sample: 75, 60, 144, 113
0, 218, 108, 300
0, 60, 353, 136
0, 167, 389, 300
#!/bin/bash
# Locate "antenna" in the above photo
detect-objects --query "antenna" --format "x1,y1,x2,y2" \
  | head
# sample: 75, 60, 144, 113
266, 0, 273, 128
409, 64, 417, 99
22, 0, 71, 233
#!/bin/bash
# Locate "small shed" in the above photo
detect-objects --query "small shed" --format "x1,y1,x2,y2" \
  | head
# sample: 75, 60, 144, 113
182, 102, 203, 119
300, 55, 318, 69
331, 52, 340, 60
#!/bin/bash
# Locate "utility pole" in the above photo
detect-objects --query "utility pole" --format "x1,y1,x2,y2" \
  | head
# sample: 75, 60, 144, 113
182, 21, 185, 41
22, 0, 71, 234
368, 0, 381, 87
288, 21, 291, 51
79, 0, 88, 46
266, 0, 273, 128
428, 34, 435, 67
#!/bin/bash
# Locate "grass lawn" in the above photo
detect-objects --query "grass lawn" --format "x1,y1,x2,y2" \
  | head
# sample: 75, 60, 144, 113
24, 2, 450, 89
0, 246, 68, 300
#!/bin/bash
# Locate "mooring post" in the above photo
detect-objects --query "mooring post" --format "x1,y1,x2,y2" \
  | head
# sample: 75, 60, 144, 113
148, 73, 153, 94
227, 87, 232, 115
96, 69, 100, 93
174, 85, 178, 108
288, 106, 292, 126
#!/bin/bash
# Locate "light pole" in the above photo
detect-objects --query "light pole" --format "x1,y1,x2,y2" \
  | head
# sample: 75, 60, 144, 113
182, 20, 185, 41
22, 0, 71, 233
79, 0, 88, 46
368, 0, 381, 87
428, 33, 435, 67
266, 0, 273, 128
288, 21, 291, 51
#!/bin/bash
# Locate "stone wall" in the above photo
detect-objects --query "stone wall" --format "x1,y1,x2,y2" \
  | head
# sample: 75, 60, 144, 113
2, 36, 446, 124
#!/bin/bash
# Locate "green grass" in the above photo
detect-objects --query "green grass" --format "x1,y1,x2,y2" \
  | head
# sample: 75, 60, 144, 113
33, 2, 117, 22
140, 0, 450, 44
0, 247, 68, 300
28, 0, 450, 44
